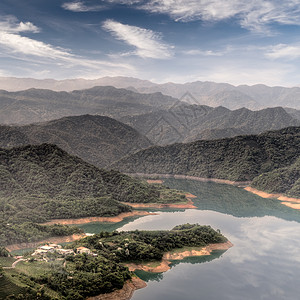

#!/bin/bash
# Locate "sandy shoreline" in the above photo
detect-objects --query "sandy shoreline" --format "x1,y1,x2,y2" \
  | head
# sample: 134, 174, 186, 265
244, 187, 300, 210
126, 240, 233, 273
41, 211, 156, 226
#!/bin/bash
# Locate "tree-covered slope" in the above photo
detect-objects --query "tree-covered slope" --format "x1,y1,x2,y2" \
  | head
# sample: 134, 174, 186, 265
0, 114, 152, 167
0, 144, 178, 245
113, 127, 300, 184
121, 105, 299, 145
251, 157, 300, 198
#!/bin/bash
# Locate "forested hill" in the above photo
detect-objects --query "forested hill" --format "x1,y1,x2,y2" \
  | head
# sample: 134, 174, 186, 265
0, 86, 178, 125
113, 127, 300, 197
251, 157, 300, 198
121, 104, 299, 145
0, 114, 152, 167
0, 143, 169, 245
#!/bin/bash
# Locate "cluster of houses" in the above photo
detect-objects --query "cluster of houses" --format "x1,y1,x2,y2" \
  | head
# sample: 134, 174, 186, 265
32, 243, 96, 257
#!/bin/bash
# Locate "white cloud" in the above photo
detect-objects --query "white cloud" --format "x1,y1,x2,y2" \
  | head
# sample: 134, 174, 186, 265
62, 1, 105, 12
0, 32, 72, 59
0, 15, 134, 74
266, 44, 300, 60
0, 15, 40, 33
182, 49, 225, 56
107, 0, 300, 33
102, 19, 173, 59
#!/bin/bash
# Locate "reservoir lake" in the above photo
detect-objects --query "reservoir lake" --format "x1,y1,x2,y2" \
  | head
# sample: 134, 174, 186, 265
79, 178, 300, 300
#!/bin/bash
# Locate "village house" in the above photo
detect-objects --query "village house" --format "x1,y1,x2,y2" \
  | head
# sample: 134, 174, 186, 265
32, 244, 73, 257
56, 249, 74, 255
76, 247, 91, 254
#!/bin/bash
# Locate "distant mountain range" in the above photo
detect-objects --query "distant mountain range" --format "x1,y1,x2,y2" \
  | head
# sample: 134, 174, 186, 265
0, 85, 177, 125
121, 104, 300, 145
0, 115, 152, 168
2, 76, 300, 110
113, 127, 300, 197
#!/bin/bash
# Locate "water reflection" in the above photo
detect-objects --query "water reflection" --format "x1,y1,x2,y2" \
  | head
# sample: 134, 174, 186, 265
124, 209, 300, 300
80, 178, 300, 300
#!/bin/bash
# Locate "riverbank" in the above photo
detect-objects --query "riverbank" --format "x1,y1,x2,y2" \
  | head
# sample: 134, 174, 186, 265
128, 173, 250, 186
126, 240, 233, 273
244, 187, 300, 210
87, 277, 147, 300
41, 211, 156, 226
6, 233, 86, 252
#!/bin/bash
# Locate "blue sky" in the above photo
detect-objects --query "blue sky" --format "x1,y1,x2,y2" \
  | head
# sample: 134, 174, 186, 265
1, 0, 300, 86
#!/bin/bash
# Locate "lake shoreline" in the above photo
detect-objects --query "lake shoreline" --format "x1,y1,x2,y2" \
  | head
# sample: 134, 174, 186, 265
6, 212, 156, 252
122, 194, 197, 209
129, 173, 300, 210
91, 240, 233, 300
126, 240, 233, 273
40, 211, 156, 226
244, 186, 300, 209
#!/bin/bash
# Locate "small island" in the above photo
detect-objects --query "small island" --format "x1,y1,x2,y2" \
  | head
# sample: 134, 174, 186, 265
0, 224, 231, 300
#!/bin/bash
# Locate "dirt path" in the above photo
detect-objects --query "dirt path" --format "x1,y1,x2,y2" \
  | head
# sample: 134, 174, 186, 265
3, 258, 26, 269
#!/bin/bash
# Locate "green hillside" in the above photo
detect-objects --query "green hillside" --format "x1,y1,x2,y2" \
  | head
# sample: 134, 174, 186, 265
0, 114, 152, 168
113, 127, 300, 196
252, 157, 300, 198
0, 144, 182, 246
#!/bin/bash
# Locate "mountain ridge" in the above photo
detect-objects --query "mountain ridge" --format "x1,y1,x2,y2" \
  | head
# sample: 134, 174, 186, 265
0, 114, 152, 168
2, 76, 300, 110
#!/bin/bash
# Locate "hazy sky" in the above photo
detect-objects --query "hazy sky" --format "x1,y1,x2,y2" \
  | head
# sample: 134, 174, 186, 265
1, 0, 300, 86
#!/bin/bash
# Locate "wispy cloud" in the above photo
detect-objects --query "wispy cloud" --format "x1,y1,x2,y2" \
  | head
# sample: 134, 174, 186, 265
102, 19, 173, 59
105, 0, 300, 33
182, 49, 226, 56
0, 15, 134, 73
266, 44, 300, 60
62, 1, 106, 12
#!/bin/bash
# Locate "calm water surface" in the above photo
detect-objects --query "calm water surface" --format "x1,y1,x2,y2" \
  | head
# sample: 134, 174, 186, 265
81, 179, 300, 300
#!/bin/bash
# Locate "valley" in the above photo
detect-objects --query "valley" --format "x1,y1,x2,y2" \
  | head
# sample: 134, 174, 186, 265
0, 80, 299, 300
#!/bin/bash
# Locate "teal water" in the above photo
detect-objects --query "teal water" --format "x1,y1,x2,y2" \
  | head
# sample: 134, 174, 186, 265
81, 179, 300, 300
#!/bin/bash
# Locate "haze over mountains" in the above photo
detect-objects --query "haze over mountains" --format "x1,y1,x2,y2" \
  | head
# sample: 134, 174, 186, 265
2, 76, 300, 110
0, 86, 177, 125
